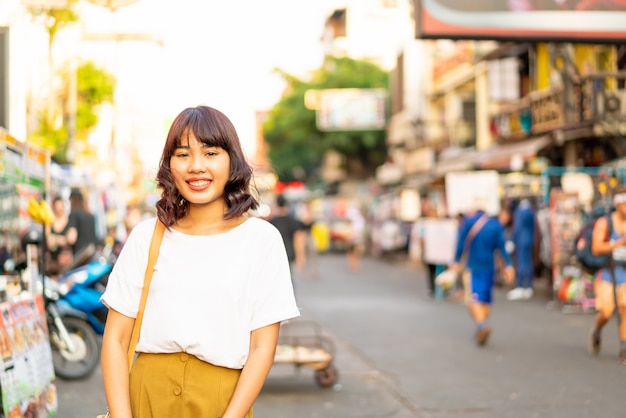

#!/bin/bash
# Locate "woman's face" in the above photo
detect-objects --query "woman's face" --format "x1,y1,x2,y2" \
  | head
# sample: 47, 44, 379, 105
170, 131, 231, 209
53, 200, 65, 216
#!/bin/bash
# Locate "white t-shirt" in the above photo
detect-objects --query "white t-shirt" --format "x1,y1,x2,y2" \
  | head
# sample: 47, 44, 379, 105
101, 216, 300, 369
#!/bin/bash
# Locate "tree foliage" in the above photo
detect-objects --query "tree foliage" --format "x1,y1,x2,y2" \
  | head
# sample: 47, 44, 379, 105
263, 56, 388, 185
25, 2, 117, 162
31, 61, 115, 164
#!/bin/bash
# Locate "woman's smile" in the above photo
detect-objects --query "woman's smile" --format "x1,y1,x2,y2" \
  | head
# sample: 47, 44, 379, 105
186, 177, 212, 191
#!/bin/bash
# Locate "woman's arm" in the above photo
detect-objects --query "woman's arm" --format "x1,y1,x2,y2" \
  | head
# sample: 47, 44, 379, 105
101, 309, 135, 418
590, 216, 624, 255
222, 322, 280, 418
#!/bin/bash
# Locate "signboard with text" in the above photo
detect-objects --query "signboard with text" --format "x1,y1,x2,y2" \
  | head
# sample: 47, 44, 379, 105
0, 296, 57, 417
316, 89, 387, 132
0, 129, 49, 189
415, 0, 626, 42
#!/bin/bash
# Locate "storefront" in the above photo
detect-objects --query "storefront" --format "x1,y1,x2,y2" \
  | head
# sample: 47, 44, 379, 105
0, 128, 58, 417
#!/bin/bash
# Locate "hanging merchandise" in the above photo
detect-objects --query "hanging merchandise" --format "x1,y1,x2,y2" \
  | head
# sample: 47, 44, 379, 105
543, 166, 626, 314
0, 128, 58, 417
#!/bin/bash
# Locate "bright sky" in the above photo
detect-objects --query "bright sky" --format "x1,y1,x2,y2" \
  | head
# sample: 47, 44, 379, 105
77, 0, 344, 168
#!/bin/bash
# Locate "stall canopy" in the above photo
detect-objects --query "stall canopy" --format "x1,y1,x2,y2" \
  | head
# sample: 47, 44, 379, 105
478, 136, 552, 171
433, 146, 480, 178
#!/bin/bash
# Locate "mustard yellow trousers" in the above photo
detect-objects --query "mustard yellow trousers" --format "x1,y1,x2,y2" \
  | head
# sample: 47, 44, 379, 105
129, 352, 253, 418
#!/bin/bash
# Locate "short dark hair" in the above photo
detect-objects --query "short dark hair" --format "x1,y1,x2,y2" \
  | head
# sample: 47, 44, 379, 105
276, 194, 287, 208
69, 188, 83, 200
155, 105, 259, 227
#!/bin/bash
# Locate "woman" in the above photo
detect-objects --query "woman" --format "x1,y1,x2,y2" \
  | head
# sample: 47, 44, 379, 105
589, 185, 626, 365
46, 196, 71, 274
100, 105, 300, 417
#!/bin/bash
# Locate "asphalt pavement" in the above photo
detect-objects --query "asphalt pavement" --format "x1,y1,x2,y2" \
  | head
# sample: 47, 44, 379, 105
56, 252, 625, 418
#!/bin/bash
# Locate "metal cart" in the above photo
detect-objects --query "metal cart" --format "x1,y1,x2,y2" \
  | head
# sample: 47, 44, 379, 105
274, 319, 338, 388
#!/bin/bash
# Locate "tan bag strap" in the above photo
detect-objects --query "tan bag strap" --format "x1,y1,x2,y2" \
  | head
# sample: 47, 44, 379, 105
460, 214, 488, 269
127, 220, 165, 370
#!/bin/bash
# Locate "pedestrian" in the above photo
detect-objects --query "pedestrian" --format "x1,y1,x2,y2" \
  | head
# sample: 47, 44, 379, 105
345, 204, 366, 272
46, 195, 71, 274
495, 205, 513, 287
416, 199, 441, 297
589, 184, 626, 365
269, 194, 307, 278
65, 188, 98, 262
298, 200, 320, 278
507, 199, 537, 300
100, 105, 300, 417
449, 197, 515, 346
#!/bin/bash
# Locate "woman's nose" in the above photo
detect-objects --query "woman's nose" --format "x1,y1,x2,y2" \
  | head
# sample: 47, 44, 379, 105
188, 153, 206, 172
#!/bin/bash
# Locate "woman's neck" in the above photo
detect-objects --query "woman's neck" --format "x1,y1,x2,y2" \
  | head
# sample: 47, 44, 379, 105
173, 204, 246, 235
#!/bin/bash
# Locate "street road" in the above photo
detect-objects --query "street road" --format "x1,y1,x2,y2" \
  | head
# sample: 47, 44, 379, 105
56, 253, 625, 417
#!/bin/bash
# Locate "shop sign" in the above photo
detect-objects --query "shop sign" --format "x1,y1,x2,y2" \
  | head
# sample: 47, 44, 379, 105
0, 295, 58, 417
315, 88, 387, 131
530, 89, 564, 133
23, 143, 48, 190
445, 170, 501, 216
0, 131, 24, 184
0, 130, 49, 190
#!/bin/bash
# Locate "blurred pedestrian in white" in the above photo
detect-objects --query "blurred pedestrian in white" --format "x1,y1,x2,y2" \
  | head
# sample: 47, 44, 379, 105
346, 204, 366, 272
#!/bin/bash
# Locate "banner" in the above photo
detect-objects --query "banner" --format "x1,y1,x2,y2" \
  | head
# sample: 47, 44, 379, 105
415, 0, 626, 41
0, 296, 57, 417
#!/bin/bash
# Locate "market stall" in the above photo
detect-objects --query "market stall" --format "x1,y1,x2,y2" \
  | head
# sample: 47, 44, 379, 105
542, 166, 626, 313
0, 128, 57, 417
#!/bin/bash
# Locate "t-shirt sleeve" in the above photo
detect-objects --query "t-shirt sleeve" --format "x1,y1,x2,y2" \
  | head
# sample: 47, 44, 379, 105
100, 219, 154, 318
249, 227, 300, 330
66, 212, 78, 230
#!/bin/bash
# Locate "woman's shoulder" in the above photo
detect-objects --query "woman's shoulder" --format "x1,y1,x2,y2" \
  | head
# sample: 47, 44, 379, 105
242, 216, 280, 235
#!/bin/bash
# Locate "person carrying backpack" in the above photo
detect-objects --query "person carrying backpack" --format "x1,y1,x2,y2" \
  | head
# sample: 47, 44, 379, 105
589, 184, 626, 365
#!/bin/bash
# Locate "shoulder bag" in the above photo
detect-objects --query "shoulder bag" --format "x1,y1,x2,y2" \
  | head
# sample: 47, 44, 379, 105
435, 214, 488, 293
97, 219, 165, 418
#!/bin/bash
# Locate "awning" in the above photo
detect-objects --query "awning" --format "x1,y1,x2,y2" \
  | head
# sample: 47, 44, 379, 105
433, 147, 480, 178
477, 136, 552, 171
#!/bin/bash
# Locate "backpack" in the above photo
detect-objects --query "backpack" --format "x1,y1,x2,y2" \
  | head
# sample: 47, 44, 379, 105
574, 207, 614, 274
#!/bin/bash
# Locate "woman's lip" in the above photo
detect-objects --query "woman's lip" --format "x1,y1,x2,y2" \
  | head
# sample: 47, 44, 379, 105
186, 179, 212, 190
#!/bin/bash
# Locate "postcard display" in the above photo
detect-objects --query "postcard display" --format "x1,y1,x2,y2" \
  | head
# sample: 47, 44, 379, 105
549, 190, 593, 312
0, 129, 57, 417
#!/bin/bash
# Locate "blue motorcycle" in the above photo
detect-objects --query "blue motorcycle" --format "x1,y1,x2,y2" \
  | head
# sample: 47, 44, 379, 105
54, 257, 111, 334
44, 247, 113, 379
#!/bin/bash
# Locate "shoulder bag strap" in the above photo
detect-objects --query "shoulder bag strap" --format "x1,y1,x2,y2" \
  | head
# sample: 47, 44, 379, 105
606, 214, 621, 327
127, 220, 165, 370
460, 214, 489, 269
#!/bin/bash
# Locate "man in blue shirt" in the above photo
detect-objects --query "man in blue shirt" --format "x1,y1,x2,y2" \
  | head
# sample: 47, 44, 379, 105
507, 199, 537, 300
450, 202, 514, 347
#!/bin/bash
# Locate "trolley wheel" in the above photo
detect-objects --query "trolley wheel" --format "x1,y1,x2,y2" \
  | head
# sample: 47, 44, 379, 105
314, 364, 338, 388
